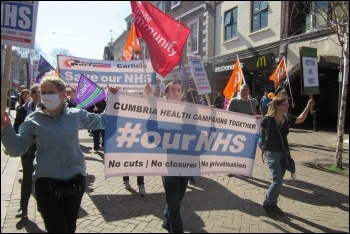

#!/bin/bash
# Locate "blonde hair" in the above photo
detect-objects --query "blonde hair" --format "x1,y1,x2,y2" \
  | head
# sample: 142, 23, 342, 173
267, 95, 288, 117
40, 71, 66, 92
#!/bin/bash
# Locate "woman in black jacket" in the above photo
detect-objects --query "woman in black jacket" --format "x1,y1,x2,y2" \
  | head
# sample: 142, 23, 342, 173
13, 84, 41, 218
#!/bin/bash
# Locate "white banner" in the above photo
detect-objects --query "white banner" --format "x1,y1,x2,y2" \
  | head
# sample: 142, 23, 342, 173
104, 92, 261, 178
57, 55, 156, 91
1, 1, 39, 49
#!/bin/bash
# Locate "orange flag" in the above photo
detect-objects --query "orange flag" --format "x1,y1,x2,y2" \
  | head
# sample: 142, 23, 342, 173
269, 57, 287, 89
122, 23, 142, 61
223, 56, 244, 99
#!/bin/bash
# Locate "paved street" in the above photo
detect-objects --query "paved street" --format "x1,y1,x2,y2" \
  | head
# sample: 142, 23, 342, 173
1, 110, 349, 233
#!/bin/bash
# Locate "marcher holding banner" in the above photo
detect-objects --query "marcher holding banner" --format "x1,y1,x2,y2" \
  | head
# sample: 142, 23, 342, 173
0, 72, 119, 233
144, 81, 189, 233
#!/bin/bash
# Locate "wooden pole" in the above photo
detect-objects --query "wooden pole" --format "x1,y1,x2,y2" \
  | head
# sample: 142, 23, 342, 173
1, 45, 12, 118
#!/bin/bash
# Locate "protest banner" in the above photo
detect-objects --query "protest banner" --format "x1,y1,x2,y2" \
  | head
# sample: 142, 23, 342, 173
57, 55, 156, 91
104, 91, 261, 178
188, 55, 212, 95
1, 1, 39, 49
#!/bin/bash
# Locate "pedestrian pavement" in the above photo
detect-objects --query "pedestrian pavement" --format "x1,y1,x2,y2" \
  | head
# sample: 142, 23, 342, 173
1, 110, 349, 233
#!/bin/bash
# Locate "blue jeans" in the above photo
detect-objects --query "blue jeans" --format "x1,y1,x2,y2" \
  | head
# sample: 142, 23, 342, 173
263, 151, 286, 206
162, 176, 189, 233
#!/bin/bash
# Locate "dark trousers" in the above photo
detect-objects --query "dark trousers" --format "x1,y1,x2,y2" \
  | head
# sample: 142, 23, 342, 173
92, 129, 105, 150
35, 177, 85, 233
162, 176, 189, 233
20, 150, 36, 211
123, 176, 144, 186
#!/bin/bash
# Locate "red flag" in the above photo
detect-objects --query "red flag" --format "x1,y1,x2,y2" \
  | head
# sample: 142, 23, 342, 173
223, 56, 244, 99
269, 57, 287, 89
130, 1, 191, 77
123, 23, 142, 61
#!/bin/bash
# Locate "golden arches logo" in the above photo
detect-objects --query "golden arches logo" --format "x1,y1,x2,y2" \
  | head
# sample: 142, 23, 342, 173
256, 56, 266, 67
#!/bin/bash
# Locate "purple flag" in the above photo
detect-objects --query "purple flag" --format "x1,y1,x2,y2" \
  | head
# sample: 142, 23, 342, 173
35, 55, 54, 84
75, 74, 107, 109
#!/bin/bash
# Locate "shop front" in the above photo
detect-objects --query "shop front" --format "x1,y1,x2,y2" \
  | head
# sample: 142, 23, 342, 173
285, 34, 347, 132
210, 52, 278, 103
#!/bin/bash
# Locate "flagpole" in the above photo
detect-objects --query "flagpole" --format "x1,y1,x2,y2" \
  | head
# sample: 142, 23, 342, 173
237, 55, 254, 114
283, 56, 294, 105
1, 45, 12, 118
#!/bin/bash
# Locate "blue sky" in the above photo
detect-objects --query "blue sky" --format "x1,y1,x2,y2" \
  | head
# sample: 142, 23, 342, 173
35, 1, 131, 63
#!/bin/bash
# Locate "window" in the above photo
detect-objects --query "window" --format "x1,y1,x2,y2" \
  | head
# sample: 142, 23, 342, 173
224, 8, 238, 41
154, 1, 164, 12
304, 1, 330, 32
187, 19, 199, 54
252, 1, 269, 32
171, 1, 180, 9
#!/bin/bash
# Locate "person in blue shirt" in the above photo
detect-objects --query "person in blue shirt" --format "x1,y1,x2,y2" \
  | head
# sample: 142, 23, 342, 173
260, 91, 271, 116
1, 71, 118, 233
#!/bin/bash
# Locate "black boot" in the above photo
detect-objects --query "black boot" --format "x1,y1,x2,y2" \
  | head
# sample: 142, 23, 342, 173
15, 208, 28, 218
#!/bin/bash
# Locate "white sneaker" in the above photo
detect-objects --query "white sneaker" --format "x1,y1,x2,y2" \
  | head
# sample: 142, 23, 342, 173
138, 185, 146, 196
124, 180, 131, 190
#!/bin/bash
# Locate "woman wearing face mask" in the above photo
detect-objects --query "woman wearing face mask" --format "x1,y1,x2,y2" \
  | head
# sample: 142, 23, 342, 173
1, 72, 119, 233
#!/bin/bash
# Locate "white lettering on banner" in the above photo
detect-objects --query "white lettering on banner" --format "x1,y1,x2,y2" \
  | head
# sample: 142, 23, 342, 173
115, 122, 246, 153
64, 71, 122, 83
76, 81, 90, 99
125, 74, 151, 83
1, 4, 32, 30
133, 8, 177, 57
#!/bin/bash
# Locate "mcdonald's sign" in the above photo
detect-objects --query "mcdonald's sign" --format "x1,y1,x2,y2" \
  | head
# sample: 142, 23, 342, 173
256, 56, 267, 67
243, 53, 272, 72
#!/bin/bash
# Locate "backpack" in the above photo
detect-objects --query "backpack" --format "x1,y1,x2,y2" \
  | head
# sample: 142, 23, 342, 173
260, 96, 270, 111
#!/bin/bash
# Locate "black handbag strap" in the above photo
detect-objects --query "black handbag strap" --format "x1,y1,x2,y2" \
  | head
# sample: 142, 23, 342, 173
273, 117, 293, 169
273, 117, 287, 152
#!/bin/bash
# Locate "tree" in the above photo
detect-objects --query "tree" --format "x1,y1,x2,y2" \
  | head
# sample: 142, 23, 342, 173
313, 1, 349, 168
289, 1, 349, 168
14, 43, 45, 60
50, 48, 72, 67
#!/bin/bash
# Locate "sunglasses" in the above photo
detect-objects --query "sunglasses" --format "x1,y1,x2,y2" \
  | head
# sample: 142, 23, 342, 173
31, 90, 41, 94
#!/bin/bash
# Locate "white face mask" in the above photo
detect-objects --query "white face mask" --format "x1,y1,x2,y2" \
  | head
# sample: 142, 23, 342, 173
41, 94, 62, 110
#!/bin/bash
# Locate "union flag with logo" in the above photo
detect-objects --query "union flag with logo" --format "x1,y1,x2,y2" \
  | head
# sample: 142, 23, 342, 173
122, 23, 142, 61
269, 57, 287, 89
130, 1, 191, 77
223, 56, 244, 100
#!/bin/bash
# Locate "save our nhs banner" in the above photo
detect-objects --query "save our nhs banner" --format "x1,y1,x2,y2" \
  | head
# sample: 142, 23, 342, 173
1, 1, 39, 49
57, 55, 156, 91
104, 91, 261, 179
